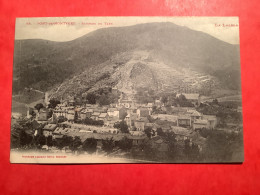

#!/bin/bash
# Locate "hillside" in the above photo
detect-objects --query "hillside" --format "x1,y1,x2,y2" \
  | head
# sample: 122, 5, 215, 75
12, 22, 241, 98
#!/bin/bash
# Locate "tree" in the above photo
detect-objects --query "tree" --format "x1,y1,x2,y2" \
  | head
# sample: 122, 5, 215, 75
157, 128, 165, 136
70, 136, 82, 152
34, 103, 44, 112
74, 111, 79, 123
31, 134, 46, 148
139, 139, 156, 160
118, 137, 133, 151
175, 94, 194, 107
161, 95, 168, 105
46, 135, 53, 147
19, 130, 32, 147
98, 94, 111, 106
164, 132, 177, 159
144, 127, 153, 138
183, 139, 200, 161
82, 138, 97, 154
48, 99, 60, 109
114, 120, 129, 133
102, 138, 115, 154
60, 135, 73, 149
86, 93, 97, 104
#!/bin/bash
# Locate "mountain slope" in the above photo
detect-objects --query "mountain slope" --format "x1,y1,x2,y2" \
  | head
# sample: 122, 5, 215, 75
12, 22, 241, 95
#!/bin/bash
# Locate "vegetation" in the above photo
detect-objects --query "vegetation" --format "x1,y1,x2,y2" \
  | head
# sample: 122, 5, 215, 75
173, 94, 194, 107
199, 129, 243, 162
86, 93, 97, 104
53, 135, 73, 150
48, 99, 60, 109
117, 137, 133, 151
34, 103, 44, 112
114, 120, 129, 133
144, 127, 155, 138
102, 138, 115, 154
81, 118, 104, 126
196, 102, 242, 128
183, 139, 200, 161
82, 138, 97, 154
70, 136, 82, 152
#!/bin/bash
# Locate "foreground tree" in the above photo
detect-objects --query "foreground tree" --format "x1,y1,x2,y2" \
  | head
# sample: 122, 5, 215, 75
117, 137, 133, 151
46, 135, 53, 147
144, 127, 153, 138
82, 138, 97, 154
30, 134, 46, 149
70, 136, 82, 152
157, 128, 165, 136
19, 129, 33, 147
54, 135, 73, 149
163, 132, 177, 159
102, 138, 115, 154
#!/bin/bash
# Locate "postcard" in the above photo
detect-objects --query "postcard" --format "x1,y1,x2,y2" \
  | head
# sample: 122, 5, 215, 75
10, 17, 243, 163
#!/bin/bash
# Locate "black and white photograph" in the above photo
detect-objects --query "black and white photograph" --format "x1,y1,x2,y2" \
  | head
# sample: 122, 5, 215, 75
10, 17, 243, 163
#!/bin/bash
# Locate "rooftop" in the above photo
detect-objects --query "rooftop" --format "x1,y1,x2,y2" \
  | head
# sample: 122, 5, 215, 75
43, 124, 57, 131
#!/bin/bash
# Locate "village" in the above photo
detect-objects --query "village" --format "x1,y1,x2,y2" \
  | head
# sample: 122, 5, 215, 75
11, 85, 243, 162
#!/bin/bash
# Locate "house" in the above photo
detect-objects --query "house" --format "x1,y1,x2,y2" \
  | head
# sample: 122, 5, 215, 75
53, 108, 67, 118
98, 113, 109, 122
68, 99, 75, 106
117, 99, 130, 108
193, 119, 208, 130
91, 112, 101, 120
93, 107, 108, 113
107, 107, 127, 119
161, 125, 172, 132
177, 115, 191, 127
66, 110, 75, 121
136, 108, 150, 118
80, 109, 93, 120
129, 131, 145, 136
37, 108, 49, 121
104, 116, 119, 127
189, 110, 202, 122
131, 135, 146, 146
107, 108, 118, 117
202, 115, 218, 129
125, 113, 138, 127
177, 93, 200, 105
171, 126, 190, 141
152, 114, 178, 123
52, 127, 65, 139
43, 124, 57, 137
134, 118, 148, 131
155, 99, 162, 107
126, 107, 137, 115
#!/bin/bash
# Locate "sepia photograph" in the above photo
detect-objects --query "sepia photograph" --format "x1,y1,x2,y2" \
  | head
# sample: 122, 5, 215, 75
10, 17, 243, 163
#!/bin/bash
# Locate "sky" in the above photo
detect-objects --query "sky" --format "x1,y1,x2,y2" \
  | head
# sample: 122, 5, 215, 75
15, 17, 240, 44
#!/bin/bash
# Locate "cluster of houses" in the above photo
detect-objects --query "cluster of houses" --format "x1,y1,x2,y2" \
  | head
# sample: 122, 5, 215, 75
24, 91, 219, 154
31, 92, 217, 136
